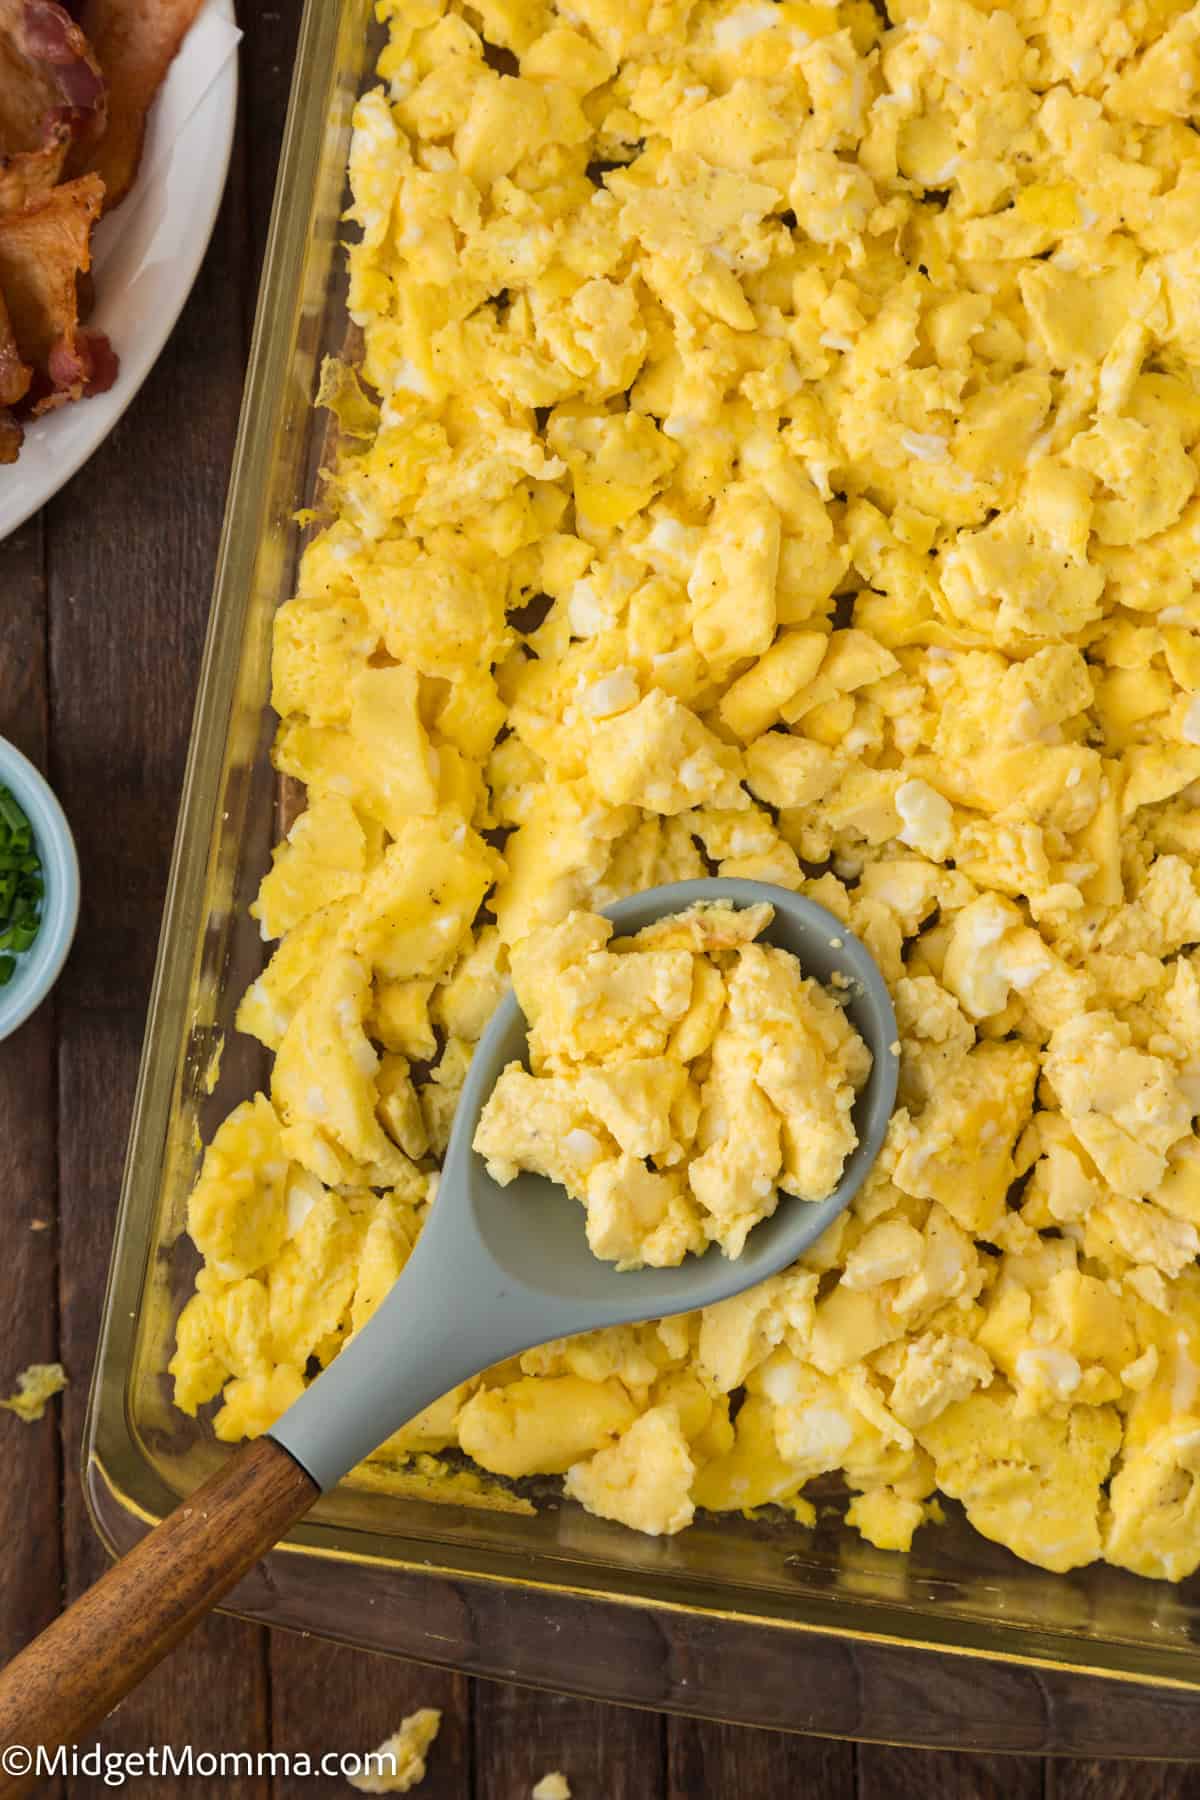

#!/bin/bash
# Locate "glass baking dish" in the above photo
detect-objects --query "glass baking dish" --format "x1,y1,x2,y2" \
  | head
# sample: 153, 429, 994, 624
85, 0, 1200, 1734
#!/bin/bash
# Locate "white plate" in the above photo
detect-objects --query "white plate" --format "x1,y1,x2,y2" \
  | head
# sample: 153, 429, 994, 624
0, 0, 241, 542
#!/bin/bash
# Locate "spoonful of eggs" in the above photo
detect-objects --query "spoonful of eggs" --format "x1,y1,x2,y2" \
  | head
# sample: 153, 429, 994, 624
0, 877, 897, 1789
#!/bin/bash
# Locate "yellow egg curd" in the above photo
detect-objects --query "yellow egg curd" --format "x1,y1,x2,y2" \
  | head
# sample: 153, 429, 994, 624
474, 901, 870, 1265
171, 0, 1200, 1569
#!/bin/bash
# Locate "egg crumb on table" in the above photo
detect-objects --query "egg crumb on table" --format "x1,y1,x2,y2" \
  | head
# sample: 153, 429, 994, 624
171, 0, 1200, 1580
474, 900, 869, 1266
532, 1777, 571, 1800
0, 1362, 66, 1423
348, 1708, 440, 1795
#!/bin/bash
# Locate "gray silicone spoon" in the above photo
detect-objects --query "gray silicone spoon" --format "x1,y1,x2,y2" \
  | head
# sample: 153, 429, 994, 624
271, 875, 899, 1487
0, 877, 897, 1787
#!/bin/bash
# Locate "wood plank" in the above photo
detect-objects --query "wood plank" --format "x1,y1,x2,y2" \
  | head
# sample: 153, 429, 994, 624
46, 65, 272, 1800
858, 1746, 1043, 1799
669, 1719, 854, 1800
473, 1683, 665, 1800
240, 0, 305, 305
0, 517, 59, 1652
268, 1640, 469, 1798
1048, 1763, 1200, 1799
0, 521, 48, 757
0, 519, 66, 1800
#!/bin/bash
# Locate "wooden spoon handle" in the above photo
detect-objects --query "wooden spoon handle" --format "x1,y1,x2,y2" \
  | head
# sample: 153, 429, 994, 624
0, 1437, 317, 1796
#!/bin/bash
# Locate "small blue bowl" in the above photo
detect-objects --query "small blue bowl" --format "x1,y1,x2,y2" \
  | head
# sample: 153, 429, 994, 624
0, 738, 79, 1043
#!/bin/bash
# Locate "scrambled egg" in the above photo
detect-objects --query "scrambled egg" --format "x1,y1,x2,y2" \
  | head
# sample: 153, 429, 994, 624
474, 900, 869, 1264
171, 0, 1200, 1577
0, 1362, 66, 1423
349, 1709, 441, 1795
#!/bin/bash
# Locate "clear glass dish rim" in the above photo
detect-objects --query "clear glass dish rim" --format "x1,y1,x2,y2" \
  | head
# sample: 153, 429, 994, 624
81, 0, 1200, 1706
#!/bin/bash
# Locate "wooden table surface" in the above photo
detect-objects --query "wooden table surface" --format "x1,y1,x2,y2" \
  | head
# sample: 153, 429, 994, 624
3, 5, 1200, 1794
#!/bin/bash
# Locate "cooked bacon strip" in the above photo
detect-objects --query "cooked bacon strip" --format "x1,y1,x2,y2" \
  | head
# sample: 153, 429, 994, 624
71, 0, 201, 209
0, 172, 116, 413
46, 321, 115, 397
0, 2, 63, 149
0, 114, 71, 213
0, 0, 105, 150
0, 409, 22, 463
24, 0, 103, 106
0, 0, 106, 216
0, 287, 32, 409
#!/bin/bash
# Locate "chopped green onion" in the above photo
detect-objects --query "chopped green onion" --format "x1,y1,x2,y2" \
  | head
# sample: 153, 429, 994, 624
0, 785, 43, 977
